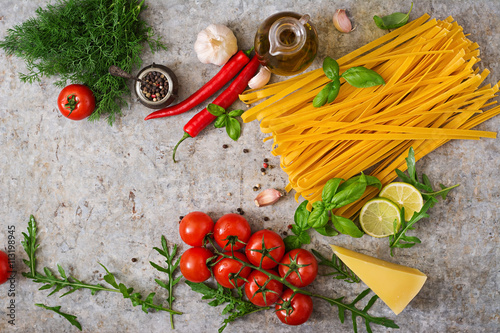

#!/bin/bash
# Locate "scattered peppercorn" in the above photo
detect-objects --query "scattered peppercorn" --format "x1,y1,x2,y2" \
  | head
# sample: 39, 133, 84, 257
263, 163, 268, 168
263, 158, 269, 163
263, 217, 269, 221
179, 216, 184, 220
260, 168, 266, 172
253, 186, 259, 191
282, 231, 288, 236
239, 210, 245, 215
131, 258, 138, 262
261, 172, 266, 175
288, 224, 293, 229
222, 144, 228, 149
243, 149, 249, 153
237, 208, 242, 212
140, 70, 169, 102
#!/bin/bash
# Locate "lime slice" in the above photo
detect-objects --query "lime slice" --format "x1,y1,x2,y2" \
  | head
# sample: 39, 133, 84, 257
379, 182, 424, 221
360, 198, 401, 238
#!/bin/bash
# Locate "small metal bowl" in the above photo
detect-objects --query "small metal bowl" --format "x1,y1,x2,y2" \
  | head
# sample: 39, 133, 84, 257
135, 63, 178, 109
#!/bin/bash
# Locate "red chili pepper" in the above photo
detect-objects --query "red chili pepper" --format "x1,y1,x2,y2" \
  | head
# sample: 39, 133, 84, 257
172, 55, 260, 162
144, 50, 252, 120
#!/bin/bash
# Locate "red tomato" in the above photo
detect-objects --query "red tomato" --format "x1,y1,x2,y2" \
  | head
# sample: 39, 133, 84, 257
275, 289, 313, 326
245, 230, 285, 269
180, 247, 213, 283
278, 249, 318, 288
179, 211, 214, 246
57, 84, 96, 120
0, 251, 10, 285
213, 252, 252, 289
244, 269, 283, 307
213, 213, 251, 251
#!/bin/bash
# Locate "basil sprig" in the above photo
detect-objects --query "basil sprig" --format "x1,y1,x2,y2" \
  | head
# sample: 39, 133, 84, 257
373, 2, 413, 30
313, 57, 385, 108
207, 104, 244, 141
284, 173, 382, 251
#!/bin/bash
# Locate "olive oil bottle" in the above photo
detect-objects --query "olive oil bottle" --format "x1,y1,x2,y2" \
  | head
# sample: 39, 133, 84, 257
254, 12, 318, 76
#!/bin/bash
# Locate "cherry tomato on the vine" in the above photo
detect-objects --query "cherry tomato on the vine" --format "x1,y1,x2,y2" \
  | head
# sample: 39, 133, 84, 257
57, 84, 96, 120
213, 213, 251, 251
179, 211, 214, 246
0, 251, 10, 285
213, 252, 252, 289
244, 269, 283, 307
278, 249, 318, 288
275, 289, 313, 326
180, 247, 213, 283
245, 230, 285, 269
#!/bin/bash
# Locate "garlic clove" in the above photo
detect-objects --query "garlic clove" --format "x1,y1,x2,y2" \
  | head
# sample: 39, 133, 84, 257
254, 189, 282, 207
248, 66, 272, 89
194, 24, 238, 66
333, 9, 353, 33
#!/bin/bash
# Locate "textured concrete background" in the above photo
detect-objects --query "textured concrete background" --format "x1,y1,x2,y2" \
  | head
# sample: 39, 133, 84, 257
0, 0, 499, 332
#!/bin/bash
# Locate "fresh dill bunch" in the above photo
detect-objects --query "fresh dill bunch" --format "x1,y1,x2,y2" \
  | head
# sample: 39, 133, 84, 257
0, 0, 166, 125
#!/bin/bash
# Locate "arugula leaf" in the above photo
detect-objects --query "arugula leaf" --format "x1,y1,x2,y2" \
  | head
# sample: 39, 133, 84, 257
22, 215, 181, 330
311, 249, 360, 283
186, 281, 268, 332
151, 235, 181, 329
35, 304, 82, 331
389, 202, 431, 256
373, 2, 413, 30
341, 67, 386, 88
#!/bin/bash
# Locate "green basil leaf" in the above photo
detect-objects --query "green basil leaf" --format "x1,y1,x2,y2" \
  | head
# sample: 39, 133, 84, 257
331, 174, 367, 208
228, 109, 245, 117
338, 174, 381, 191
315, 222, 339, 237
332, 215, 364, 238
298, 230, 311, 244
214, 114, 227, 128
207, 103, 226, 116
291, 224, 302, 236
327, 78, 341, 103
342, 67, 385, 88
373, 2, 413, 30
294, 200, 311, 230
323, 56, 340, 81
226, 117, 241, 141
283, 235, 303, 252
313, 83, 333, 108
308, 201, 329, 228
322, 178, 343, 203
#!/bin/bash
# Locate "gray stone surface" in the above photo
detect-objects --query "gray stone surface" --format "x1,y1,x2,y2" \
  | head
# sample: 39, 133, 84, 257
0, 0, 499, 332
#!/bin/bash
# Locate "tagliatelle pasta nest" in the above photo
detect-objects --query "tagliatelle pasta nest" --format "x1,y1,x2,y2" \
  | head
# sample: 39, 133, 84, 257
240, 14, 500, 218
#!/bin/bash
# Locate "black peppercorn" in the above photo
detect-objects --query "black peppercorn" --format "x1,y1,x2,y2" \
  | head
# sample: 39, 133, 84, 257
243, 149, 249, 153
140, 70, 169, 102
222, 144, 228, 149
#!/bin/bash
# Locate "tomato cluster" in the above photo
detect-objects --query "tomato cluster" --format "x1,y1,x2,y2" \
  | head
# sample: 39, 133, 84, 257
178, 211, 318, 326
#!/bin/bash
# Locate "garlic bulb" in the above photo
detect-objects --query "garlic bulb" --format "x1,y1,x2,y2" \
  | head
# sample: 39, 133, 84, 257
194, 24, 238, 66
333, 9, 353, 33
248, 66, 272, 89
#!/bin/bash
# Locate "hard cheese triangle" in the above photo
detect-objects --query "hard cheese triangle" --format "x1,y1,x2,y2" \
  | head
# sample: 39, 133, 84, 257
330, 245, 427, 315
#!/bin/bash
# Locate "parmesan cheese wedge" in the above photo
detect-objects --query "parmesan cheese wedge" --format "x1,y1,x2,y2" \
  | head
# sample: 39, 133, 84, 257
330, 245, 427, 315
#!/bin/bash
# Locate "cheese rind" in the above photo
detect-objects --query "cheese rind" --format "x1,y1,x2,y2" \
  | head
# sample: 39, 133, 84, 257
330, 245, 427, 315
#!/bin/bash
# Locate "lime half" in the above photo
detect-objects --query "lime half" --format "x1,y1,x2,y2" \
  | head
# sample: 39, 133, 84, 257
360, 198, 401, 238
379, 182, 423, 221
